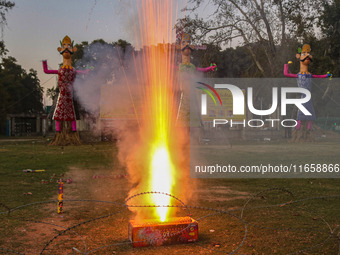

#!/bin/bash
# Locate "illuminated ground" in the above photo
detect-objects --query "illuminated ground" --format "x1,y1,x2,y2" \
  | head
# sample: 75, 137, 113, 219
0, 137, 339, 254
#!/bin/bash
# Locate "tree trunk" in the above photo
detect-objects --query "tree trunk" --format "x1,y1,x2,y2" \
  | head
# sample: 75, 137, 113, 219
246, 45, 265, 77
49, 121, 81, 146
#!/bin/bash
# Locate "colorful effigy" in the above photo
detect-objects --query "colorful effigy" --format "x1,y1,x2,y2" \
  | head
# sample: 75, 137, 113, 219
43, 35, 89, 145
179, 32, 217, 74
284, 44, 331, 139
177, 32, 217, 126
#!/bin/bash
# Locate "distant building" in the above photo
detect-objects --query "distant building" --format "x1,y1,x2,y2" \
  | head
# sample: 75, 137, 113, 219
6, 113, 47, 136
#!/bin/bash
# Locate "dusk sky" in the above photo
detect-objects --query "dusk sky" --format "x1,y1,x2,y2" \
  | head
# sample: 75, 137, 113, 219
4, 0, 190, 105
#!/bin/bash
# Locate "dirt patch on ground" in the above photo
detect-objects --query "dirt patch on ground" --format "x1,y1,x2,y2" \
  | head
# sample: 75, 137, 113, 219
194, 186, 250, 202
66, 166, 130, 201
4, 168, 251, 254
5, 166, 130, 255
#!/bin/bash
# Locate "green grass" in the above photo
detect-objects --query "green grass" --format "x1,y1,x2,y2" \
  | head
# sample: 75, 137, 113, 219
0, 138, 118, 253
0, 138, 339, 254
0, 139, 116, 208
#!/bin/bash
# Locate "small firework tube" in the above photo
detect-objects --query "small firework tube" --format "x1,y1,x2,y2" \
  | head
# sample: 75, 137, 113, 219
23, 169, 45, 173
57, 180, 64, 214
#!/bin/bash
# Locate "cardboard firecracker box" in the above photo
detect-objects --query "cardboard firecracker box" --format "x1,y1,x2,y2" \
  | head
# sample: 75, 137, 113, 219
129, 216, 198, 247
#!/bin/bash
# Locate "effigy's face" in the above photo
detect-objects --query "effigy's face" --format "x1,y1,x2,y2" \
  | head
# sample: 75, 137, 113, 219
182, 48, 191, 57
297, 51, 313, 66
57, 43, 77, 59
296, 51, 313, 66
62, 43, 72, 59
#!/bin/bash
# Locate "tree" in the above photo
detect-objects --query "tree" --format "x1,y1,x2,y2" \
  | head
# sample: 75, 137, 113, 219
0, 57, 43, 114
309, 0, 340, 118
0, 1, 14, 58
114, 39, 132, 53
46, 86, 58, 102
0, 0, 14, 35
0, 56, 44, 134
72, 39, 133, 67
184, 0, 324, 77
318, 0, 340, 77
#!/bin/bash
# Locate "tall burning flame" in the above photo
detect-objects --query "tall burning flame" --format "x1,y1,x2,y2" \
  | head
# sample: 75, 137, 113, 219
125, 0, 189, 222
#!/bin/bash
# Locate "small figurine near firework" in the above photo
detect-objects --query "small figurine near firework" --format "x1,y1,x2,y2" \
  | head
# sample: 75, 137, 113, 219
23, 169, 45, 173
57, 179, 64, 214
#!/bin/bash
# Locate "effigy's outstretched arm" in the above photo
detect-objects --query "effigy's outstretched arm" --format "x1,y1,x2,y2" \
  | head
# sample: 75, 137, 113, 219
283, 63, 297, 78
312, 73, 331, 78
42, 60, 58, 74
196, 63, 217, 73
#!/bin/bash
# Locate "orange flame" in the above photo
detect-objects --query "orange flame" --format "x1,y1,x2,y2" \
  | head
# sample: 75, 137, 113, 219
126, 0, 188, 222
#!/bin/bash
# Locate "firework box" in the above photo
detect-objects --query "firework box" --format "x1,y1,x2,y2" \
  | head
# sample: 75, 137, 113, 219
129, 216, 198, 247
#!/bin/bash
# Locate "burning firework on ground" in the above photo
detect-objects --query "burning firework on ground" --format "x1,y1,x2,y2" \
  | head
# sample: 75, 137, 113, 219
122, 0, 195, 245
124, 0, 188, 222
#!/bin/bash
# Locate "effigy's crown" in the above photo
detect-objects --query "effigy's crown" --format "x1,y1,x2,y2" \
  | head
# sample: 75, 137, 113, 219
301, 44, 311, 52
60, 35, 72, 46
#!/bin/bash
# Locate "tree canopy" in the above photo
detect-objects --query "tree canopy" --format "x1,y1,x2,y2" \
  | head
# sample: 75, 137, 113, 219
182, 0, 338, 78
0, 1, 43, 134
0, 55, 44, 133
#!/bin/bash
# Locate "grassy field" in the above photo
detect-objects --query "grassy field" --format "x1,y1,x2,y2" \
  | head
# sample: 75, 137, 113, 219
0, 137, 339, 254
